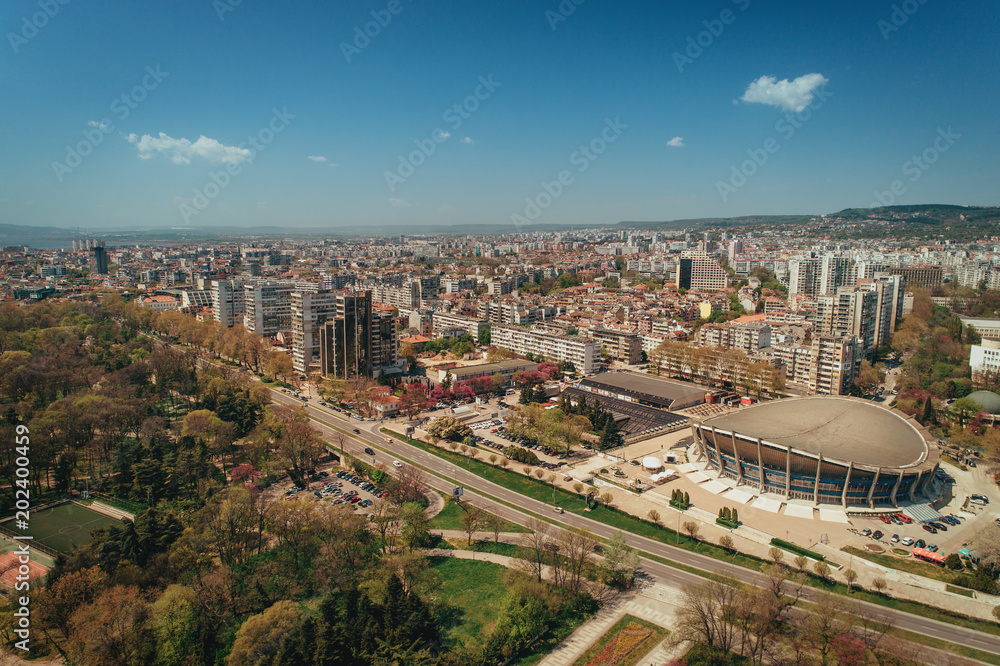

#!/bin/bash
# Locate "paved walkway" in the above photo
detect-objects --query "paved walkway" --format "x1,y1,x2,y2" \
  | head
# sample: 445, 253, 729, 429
424, 488, 445, 519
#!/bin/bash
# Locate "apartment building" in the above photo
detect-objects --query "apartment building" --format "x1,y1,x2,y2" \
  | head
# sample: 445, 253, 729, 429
243, 281, 296, 338
888, 265, 943, 290
443, 277, 478, 293
768, 342, 813, 386
697, 321, 773, 354
491, 325, 600, 373
431, 312, 489, 338
211, 279, 245, 328
317, 291, 397, 380
971, 338, 1000, 380
590, 327, 643, 364
291, 290, 340, 373
808, 335, 860, 396
675, 252, 728, 291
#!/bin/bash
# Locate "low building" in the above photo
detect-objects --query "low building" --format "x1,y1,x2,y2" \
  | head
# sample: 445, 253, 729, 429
434, 359, 538, 385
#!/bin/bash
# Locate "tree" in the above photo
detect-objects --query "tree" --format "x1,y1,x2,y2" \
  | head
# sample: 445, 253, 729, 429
872, 577, 888, 596
460, 504, 484, 545
67, 585, 153, 666
152, 585, 201, 666
399, 502, 431, 550
951, 396, 981, 429
793, 555, 809, 572
264, 350, 294, 382
844, 568, 858, 590
683, 521, 700, 540
478, 328, 491, 346
516, 518, 551, 583
227, 600, 301, 666
425, 416, 473, 442
768, 546, 785, 565
718, 535, 735, 551
261, 404, 326, 487
600, 492, 613, 506
647, 509, 661, 524
673, 579, 739, 654
601, 530, 639, 588
813, 561, 831, 580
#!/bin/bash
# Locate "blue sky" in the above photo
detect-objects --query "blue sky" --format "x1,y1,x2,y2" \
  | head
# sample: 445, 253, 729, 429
1, 0, 997, 231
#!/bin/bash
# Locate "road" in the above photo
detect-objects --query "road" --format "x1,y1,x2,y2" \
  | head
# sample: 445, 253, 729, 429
269, 391, 1000, 657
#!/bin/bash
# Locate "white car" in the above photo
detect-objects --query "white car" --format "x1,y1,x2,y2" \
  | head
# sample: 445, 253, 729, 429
901, 537, 914, 546
392, 460, 402, 468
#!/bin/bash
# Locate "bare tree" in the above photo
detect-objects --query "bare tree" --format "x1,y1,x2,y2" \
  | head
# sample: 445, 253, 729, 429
872, 576, 888, 596
515, 518, 551, 583
673, 579, 740, 654
647, 509, 661, 524
682, 521, 700, 540
556, 527, 597, 594
803, 592, 849, 665
460, 504, 484, 546
718, 535, 735, 551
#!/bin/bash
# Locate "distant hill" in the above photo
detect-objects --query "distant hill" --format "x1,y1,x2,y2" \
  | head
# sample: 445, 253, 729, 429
828, 204, 1000, 241
618, 215, 815, 231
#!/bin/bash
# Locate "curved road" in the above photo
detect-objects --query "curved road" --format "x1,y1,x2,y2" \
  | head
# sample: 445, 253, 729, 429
271, 392, 1000, 657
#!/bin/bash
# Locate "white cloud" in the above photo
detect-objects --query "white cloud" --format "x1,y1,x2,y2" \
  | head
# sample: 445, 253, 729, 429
740, 73, 829, 112
88, 120, 112, 132
666, 136, 685, 148
307, 155, 327, 163
438, 131, 451, 140
389, 198, 412, 207
126, 132, 252, 165
461, 137, 474, 145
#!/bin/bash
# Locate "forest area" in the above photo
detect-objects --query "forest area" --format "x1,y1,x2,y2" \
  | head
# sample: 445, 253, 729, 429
0, 296, 611, 665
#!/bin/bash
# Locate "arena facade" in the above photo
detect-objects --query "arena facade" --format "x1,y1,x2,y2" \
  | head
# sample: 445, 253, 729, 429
691, 397, 939, 507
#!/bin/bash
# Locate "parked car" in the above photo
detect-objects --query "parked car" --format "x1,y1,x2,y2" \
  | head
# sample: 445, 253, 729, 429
915, 539, 926, 548
872, 530, 884, 540
890, 534, 900, 543
922, 524, 937, 534
861, 528, 872, 537
901, 537, 914, 546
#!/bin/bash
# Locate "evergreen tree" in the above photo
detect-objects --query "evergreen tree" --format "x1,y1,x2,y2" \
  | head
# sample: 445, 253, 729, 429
922, 396, 936, 425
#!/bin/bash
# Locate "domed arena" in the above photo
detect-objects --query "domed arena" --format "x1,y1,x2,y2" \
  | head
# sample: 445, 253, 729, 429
691, 397, 939, 507
968, 391, 1000, 415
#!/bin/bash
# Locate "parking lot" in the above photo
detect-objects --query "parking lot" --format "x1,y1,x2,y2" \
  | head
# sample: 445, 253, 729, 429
468, 418, 584, 474
279, 467, 389, 518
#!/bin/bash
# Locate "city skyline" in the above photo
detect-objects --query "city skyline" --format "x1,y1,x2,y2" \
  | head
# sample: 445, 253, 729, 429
2, 0, 998, 230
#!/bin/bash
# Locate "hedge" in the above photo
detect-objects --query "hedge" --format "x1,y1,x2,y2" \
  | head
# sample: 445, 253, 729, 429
770, 538, 825, 562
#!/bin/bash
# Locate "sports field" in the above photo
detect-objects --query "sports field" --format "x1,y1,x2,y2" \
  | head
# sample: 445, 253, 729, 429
1, 502, 123, 554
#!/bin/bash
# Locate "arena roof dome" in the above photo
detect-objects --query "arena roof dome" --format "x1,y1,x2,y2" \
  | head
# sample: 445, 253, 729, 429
700, 396, 930, 469
968, 391, 1000, 415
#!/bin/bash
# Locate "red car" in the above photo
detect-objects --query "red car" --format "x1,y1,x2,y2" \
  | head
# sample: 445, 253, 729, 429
895, 513, 912, 524
879, 515, 891, 524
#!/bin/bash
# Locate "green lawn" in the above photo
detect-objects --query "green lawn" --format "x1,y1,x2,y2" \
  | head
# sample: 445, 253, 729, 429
570, 614, 668, 666
946, 584, 976, 598
428, 492, 528, 533
442, 538, 520, 557
2, 502, 122, 554
429, 557, 510, 647
842, 546, 968, 585
682, 643, 748, 665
